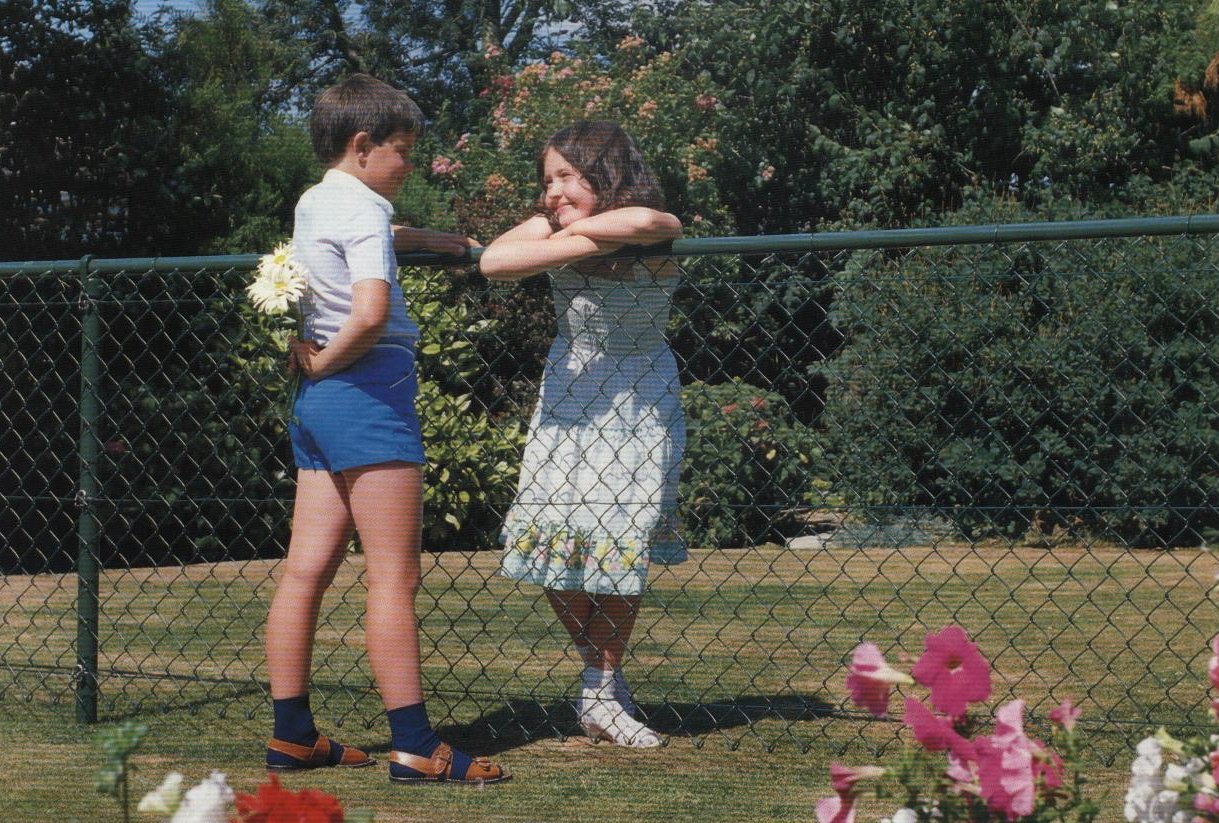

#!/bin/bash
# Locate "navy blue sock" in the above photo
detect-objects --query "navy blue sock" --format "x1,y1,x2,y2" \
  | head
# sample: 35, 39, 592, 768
387, 702, 472, 780
273, 695, 319, 745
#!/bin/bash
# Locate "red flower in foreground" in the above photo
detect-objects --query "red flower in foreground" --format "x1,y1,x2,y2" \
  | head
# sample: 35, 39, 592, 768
829, 763, 886, 796
815, 793, 856, 823
233, 774, 344, 823
911, 625, 992, 718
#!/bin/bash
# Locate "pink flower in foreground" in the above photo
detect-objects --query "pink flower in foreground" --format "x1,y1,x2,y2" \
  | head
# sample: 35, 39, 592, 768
829, 763, 886, 795
846, 642, 914, 717
973, 700, 1037, 821
904, 697, 974, 761
1034, 746, 1065, 791
1209, 635, 1219, 691
911, 625, 992, 718
815, 793, 856, 823
946, 751, 978, 787
1048, 698, 1082, 732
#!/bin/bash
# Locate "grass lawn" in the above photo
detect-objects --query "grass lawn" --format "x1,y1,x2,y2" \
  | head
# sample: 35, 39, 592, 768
1, 541, 1214, 821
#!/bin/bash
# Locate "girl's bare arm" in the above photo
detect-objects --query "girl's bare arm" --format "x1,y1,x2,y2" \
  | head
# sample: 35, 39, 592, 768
478, 215, 623, 280
552, 207, 682, 245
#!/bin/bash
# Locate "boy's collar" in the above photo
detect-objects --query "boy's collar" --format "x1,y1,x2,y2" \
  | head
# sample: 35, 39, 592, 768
322, 168, 394, 213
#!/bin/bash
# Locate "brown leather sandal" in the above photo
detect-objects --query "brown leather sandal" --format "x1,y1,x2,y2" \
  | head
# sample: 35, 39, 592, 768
266, 735, 376, 770
388, 743, 511, 785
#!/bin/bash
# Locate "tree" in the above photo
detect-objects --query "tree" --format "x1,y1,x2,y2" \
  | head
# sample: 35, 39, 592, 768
252, 0, 634, 117
628, 0, 1219, 233
156, 0, 316, 253
0, 0, 179, 259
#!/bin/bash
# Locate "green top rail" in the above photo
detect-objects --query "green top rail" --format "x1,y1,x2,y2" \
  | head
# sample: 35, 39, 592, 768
5, 214, 1219, 276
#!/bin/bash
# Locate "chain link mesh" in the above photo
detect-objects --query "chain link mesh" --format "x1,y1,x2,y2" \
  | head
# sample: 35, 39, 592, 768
2, 222, 1216, 757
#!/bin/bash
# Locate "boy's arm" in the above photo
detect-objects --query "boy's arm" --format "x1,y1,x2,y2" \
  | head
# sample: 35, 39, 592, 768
393, 225, 479, 255
551, 207, 682, 245
290, 279, 388, 380
478, 215, 623, 281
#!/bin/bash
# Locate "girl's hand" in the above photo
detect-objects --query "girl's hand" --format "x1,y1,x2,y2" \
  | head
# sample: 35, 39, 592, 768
287, 336, 324, 378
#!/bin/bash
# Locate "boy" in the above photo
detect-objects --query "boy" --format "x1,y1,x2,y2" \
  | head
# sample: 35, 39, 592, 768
264, 73, 509, 785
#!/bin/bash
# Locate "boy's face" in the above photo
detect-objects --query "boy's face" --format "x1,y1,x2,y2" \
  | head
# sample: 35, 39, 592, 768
542, 148, 597, 227
359, 130, 416, 200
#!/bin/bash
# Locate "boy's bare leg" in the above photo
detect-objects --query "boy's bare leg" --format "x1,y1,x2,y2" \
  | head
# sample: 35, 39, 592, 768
264, 469, 376, 768
344, 462, 424, 709
266, 469, 353, 698
346, 461, 508, 782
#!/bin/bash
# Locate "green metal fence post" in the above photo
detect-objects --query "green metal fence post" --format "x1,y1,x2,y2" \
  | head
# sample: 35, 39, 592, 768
75, 254, 101, 724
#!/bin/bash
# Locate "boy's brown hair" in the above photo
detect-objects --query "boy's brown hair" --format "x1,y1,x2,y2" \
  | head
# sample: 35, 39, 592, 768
535, 120, 665, 224
310, 73, 424, 165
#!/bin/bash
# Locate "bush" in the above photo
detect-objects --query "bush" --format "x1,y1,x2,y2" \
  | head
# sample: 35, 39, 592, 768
822, 212, 1219, 546
403, 267, 526, 549
679, 379, 828, 548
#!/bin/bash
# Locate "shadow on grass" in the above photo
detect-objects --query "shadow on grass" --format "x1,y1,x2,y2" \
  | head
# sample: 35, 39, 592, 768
434, 693, 835, 756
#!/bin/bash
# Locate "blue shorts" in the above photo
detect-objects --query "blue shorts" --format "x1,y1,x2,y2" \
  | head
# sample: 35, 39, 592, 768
290, 341, 426, 473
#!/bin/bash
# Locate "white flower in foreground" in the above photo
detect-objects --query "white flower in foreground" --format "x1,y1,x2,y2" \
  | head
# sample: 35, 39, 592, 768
1125, 737, 1183, 823
168, 771, 234, 823
247, 242, 308, 314
137, 771, 184, 815
888, 809, 918, 823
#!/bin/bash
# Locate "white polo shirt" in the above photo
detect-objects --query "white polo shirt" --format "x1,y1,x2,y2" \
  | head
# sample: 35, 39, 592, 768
292, 168, 418, 346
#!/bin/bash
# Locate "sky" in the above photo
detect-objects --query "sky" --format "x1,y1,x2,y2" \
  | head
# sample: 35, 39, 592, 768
133, 0, 200, 19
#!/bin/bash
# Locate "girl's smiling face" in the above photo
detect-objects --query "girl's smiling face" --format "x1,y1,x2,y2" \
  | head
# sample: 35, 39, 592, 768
542, 148, 597, 227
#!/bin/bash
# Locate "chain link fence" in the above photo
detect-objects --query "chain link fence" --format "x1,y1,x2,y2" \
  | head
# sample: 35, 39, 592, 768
2, 216, 1217, 757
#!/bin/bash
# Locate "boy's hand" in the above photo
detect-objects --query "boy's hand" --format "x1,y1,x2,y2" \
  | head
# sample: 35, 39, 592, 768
287, 336, 324, 378
392, 225, 479, 256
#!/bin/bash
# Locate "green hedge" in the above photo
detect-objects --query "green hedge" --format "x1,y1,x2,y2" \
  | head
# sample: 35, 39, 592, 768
822, 238, 1219, 546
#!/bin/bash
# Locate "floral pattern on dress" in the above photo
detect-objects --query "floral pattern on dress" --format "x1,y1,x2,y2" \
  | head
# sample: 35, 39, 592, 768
503, 517, 681, 596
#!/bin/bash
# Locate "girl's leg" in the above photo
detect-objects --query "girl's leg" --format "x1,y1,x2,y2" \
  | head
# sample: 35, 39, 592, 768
545, 589, 595, 657
346, 462, 507, 783
577, 594, 659, 748
585, 593, 639, 712
585, 594, 641, 671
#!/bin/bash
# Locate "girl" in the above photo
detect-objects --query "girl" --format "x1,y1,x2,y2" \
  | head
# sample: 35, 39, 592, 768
479, 120, 684, 748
